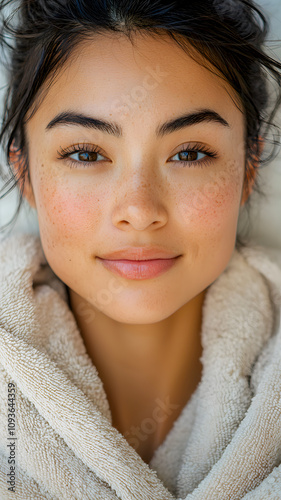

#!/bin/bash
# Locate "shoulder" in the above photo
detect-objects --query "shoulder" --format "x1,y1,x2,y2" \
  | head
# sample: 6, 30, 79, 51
236, 243, 281, 304
0, 232, 43, 275
0, 232, 68, 303
230, 246, 281, 338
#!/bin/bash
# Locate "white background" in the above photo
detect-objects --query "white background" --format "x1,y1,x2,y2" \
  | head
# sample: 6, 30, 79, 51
0, 0, 280, 249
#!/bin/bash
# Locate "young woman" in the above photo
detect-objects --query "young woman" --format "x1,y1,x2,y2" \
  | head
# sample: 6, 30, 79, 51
0, 0, 281, 498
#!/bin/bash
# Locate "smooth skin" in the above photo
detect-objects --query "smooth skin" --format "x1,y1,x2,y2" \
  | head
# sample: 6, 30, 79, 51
11, 31, 259, 464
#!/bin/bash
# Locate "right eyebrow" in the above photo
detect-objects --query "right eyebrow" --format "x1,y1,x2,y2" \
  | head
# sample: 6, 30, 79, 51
45, 108, 230, 138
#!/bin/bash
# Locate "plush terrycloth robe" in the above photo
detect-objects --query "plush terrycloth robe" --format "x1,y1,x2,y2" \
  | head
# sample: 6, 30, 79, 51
0, 232, 281, 500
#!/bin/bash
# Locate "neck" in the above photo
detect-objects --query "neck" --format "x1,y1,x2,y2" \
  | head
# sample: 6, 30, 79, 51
68, 287, 206, 392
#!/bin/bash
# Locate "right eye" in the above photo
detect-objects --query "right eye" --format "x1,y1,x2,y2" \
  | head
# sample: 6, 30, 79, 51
57, 144, 109, 168
69, 150, 106, 162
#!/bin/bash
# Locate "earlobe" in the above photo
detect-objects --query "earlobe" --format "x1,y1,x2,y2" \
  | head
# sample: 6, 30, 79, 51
240, 136, 264, 207
9, 143, 36, 210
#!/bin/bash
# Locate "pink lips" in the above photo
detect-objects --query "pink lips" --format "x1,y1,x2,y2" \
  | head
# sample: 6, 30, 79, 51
97, 257, 180, 280
98, 246, 180, 261
96, 246, 182, 280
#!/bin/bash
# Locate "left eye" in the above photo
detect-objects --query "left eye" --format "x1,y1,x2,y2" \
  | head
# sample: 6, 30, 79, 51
170, 150, 206, 162
69, 151, 105, 162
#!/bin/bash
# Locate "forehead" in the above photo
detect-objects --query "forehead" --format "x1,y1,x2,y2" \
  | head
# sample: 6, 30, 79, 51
28, 31, 244, 132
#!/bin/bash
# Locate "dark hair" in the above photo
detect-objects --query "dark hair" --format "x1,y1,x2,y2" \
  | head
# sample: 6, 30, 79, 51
0, 0, 281, 248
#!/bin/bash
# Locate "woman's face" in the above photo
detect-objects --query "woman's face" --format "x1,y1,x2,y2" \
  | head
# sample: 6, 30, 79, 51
23, 32, 246, 324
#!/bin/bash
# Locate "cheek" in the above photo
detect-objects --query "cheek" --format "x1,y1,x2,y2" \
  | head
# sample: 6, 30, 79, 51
175, 162, 243, 237
35, 172, 104, 245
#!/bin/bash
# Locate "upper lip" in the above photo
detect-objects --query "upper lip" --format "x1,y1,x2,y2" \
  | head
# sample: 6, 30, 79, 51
97, 246, 181, 261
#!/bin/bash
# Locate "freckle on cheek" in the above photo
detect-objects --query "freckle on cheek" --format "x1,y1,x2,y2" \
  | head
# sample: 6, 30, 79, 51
180, 170, 240, 229
44, 190, 99, 234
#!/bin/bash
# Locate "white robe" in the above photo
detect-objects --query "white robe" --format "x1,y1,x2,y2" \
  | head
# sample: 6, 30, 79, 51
0, 232, 281, 499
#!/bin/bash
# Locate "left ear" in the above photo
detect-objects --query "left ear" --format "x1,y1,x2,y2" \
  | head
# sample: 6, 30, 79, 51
240, 136, 264, 207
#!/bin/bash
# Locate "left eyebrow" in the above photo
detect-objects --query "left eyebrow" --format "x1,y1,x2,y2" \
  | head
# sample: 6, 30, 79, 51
45, 108, 230, 137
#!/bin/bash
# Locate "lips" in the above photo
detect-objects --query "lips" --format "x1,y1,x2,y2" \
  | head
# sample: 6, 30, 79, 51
97, 256, 180, 280
97, 246, 181, 261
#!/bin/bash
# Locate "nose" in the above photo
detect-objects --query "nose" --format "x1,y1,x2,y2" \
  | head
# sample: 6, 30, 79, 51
111, 170, 168, 231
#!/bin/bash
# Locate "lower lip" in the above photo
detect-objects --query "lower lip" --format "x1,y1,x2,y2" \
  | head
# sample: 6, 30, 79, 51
97, 257, 180, 280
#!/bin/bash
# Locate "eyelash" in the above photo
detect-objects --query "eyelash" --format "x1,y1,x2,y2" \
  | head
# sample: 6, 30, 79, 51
56, 142, 219, 169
